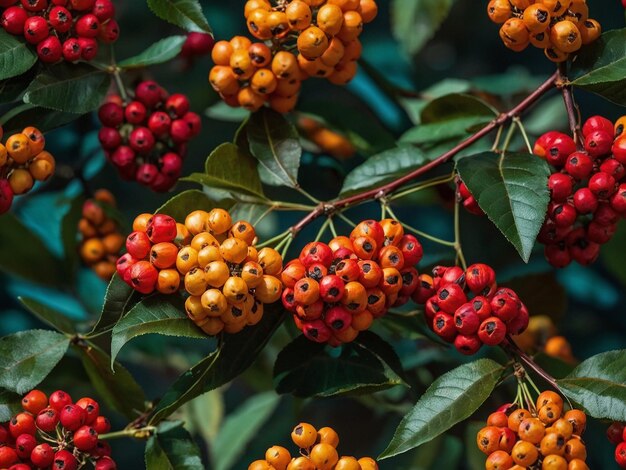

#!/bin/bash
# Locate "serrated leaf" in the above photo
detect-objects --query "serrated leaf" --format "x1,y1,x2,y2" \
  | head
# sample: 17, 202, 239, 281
379, 359, 504, 459
212, 392, 280, 470
182, 143, 265, 199
0, 29, 37, 81
0, 390, 21, 422
156, 189, 221, 221
0, 330, 70, 394
19, 297, 76, 335
391, 0, 456, 56
78, 343, 146, 419
421, 94, 497, 124
89, 274, 137, 347
23, 64, 109, 114
400, 116, 491, 145
247, 108, 301, 188
148, 303, 286, 425
147, 0, 212, 33
274, 331, 406, 397
557, 350, 626, 421
340, 146, 431, 196
571, 29, 626, 106
111, 295, 206, 365
0, 213, 65, 286
145, 421, 204, 470
456, 152, 551, 262
119, 35, 186, 69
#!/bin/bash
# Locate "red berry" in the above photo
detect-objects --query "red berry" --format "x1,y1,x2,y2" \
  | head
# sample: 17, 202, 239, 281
21, 0, 48, 12
22, 389, 48, 414
93, 415, 111, 434
75, 397, 99, 424
151, 172, 177, 192
454, 334, 482, 355
23, 16, 49, 44
129, 260, 158, 294
73, 425, 98, 451
98, 127, 122, 150
31, 443, 55, 468
49, 6, 73, 33
78, 37, 98, 60
478, 317, 507, 345
544, 243, 572, 268
324, 305, 352, 333
95, 456, 118, 470
412, 274, 435, 304
550, 203, 577, 228
126, 231, 151, 259
490, 291, 521, 323
52, 449, 78, 470
616, 442, 626, 469
572, 187, 598, 214
170, 119, 192, 143
0, 447, 18, 468
181, 31, 214, 57
301, 319, 332, 343
98, 102, 124, 127
465, 263, 496, 296
129, 127, 155, 154
0, 179, 14, 214
93, 0, 115, 21
37, 36, 63, 63
110, 146, 137, 178
135, 81, 163, 108
1, 6, 28, 35
318, 274, 345, 302
398, 234, 423, 266
36, 407, 60, 432
588, 171, 616, 198
534, 131, 560, 159
62, 38, 82, 61
454, 303, 480, 335
548, 173, 573, 202
612, 136, 626, 164
124, 101, 147, 124
564, 151, 593, 180
148, 111, 172, 137
165, 93, 190, 118
70, 0, 95, 10
472, 296, 492, 321
568, 231, 600, 266
587, 221, 616, 244
433, 312, 456, 342
146, 214, 177, 243
183, 112, 202, 137
59, 404, 86, 431
607, 422, 625, 445
611, 184, 626, 213
399, 267, 419, 297
506, 304, 529, 335
136, 163, 159, 186
584, 130, 613, 158
282, 288, 297, 311
0, 425, 7, 445
594, 203, 619, 226
545, 133, 576, 167
92, 439, 112, 458
9, 412, 36, 437
116, 253, 137, 284
600, 158, 626, 181
582, 115, 613, 137
15, 433, 37, 459
98, 19, 119, 43
300, 242, 333, 268
49, 390, 72, 410
160, 152, 183, 178
439, 266, 466, 286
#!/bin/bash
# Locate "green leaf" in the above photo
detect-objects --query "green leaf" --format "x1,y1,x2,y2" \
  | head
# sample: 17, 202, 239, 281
119, 35, 187, 68
227, 200, 268, 225
400, 79, 471, 125
182, 143, 265, 199
205, 101, 249, 123
156, 189, 221, 222
0, 213, 65, 286
145, 421, 204, 470
0, 29, 37, 81
148, 303, 286, 425
391, 0, 456, 56
111, 295, 206, 365
77, 343, 147, 419
274, 331, 406, 397
146, 0, 212, 33
0, 330, 70, 394
400, 116, 491, 145
0, 390, 22, 422
23, 64, 109, 114
456, 152, 551, 262
0, 104, 79, 135
90, 274, 137, 344
340, 146, 430, 196
557, 350, 626, 421
212, 392, 280, 470
19, 297, 76, 335
247, 108, 302, 188
379, 359, 504, 459
420, 94, 497, 124
571, 29, 626, 106
183, 390, 223, 449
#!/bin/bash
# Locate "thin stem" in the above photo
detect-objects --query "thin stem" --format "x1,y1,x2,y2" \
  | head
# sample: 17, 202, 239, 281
99, 426, 156, 441
514, 117, 533, 154
336, 211, 356, 228
558, 65, 584, 149
501, 122, 517, 154
328, 217, 338, 238
256, 230, 290, 249
503, 337, 562, 394
386, 206, 455, 247
380, 201, 388, 219
491, 125, 504, 151
296, 187, 320, 204
454, 200, 467, 270
388, 174, 455, 202
280, 235, 293, 259
274, 234, 292, 253
314, 218, 331, 242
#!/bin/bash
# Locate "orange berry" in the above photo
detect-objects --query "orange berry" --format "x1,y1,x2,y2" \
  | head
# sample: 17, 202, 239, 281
291, 423, 317, 449
309, 443, 339, 470
316, 427, 339, 448
6, 133, 32, 164
22, 127, 45, 155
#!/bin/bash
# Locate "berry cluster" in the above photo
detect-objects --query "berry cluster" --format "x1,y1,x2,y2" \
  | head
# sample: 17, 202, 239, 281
478, 392, 588, 470
0, 0, 119, 64
282, 219, 423, 346
248, 422, 378, 470
0, 126, 55, 215
209, 0, 377, 113
487, 0, 601, 63
77, 190, 124, 281
412, 264, 529, 355
117, 208, 285, 336
534, 115, 626, 268
607, 422, 626, 469
180, 31, 215, 61
0, 389, 115, 469
297, 116, 356, 160
97, 81, 201, 191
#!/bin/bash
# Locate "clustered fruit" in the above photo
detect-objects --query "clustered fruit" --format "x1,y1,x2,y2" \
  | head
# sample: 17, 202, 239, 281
209, 0, 378, 113
297, 116, 356, 160
534, 115, 626, 268
282, 219, 423, 346
607, 422, 626, 469
97, 80, 201, 191
117, 208, 285, 336
412, 264, 530, 355
0, 125, 55, 215
77, 190, 124, 281
0, 389, 115, 469
487, 0, 601, 62
477, 392, 589, 469
248, 422, 379, 470
0, 0, 119, 63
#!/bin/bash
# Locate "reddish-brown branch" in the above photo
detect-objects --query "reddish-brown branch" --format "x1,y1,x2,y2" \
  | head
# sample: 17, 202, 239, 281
503, 336, 562, 393
290, 70, 560, 235
558, 65, 584, 149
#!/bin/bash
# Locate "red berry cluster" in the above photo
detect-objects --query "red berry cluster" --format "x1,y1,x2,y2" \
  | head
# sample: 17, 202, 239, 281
0, 0, 118, 64
534, 115, 626, 268
608, 422, 626, 469
282, 219, 424, 346
412, 264, 529, 355
0, 389, 115, 470
180, 31, 215, 60
117, 213, 186, 295
97, 81, 202, 192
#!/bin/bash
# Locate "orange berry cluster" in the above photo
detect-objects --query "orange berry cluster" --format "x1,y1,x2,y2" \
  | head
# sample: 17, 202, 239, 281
487, 0, 601, 62
248, 422, 379, 470
0, 126, 55, 215
297, 116, 356, 160
282, 219, 423, 346
209, 0, 377, 113
78, 190, 124, 281
478, 391, 589, 470
117, 208, 284, 336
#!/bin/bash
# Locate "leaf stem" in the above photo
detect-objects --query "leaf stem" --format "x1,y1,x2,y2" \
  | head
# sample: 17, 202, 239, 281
388, 174, 455, 202
385, 206, 455, 248
314, 218, 331, 242
454, 199, 467, 270
99, 426, 156, 441
514, 117, 533, 154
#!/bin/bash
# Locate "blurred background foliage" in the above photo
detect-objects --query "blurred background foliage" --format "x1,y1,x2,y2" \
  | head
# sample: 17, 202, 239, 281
1, 1, 626, 468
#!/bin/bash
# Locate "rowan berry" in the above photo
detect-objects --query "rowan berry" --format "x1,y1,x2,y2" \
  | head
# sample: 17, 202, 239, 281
310, 443, 339, 470
454, 334, 482, 355
254, 275, 283, 303
287, 456, 315, 470
485, 450, 514, 470
588, 171, 616, 198
572, 188, 598, 214
564, 409, 586, 436
73, 425, 98, 451
93, 415, 111, 434
565, 151, 594, 180
585, 130, 613, 158
0, 447, 18, 467
357, 457, 379, 470
508, 408, 531, 433
477, 426, 502, 454
53, 449, 78, 470
94, 456, 118, 470
22, 389, 48, 414
147, 214, 177, 243
510, 440, 539, 466
616, 442, 626, 469
59, 404, 87, 431
49, 390, 73, 410
30, 443, 55, 467
130, 260, 158, 294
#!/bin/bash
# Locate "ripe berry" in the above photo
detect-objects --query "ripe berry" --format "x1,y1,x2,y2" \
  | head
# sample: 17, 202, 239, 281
607, 422, 625, 445
564, 152, 593, 180
98, 102, 124, 127
31, 443, 55, 468
465, 263, 496, 296
73, 425, 98, 451
129, 127, 155, 154
612, 136, 626, 164
36, 407, 60, 432
1, 7, 28, 35
611, 184, 626, 213
49, 390, 72, 411
124, 101, 147, 124
0, 446, 18, 468
454, 334, 482, 355
75, 13, 100, 38
548, 173, 573, 202
181, 31, 215, 57
129, 260, 158, 294
22, 389, 48, 414
490, 291, 520, 322
454, 303, 480, 335
573, 187, 598, 214
433, 312, 456, 342
49, 6, 73, 32
52, 449, 78, 470
302, 319, 332, 343
98, 19, 120, 43
78, 37, 98, 60
324, 305, 352, 333
135, 81, 162, 108
15, 433, 37, 459
300, 242, 333, 268
585, 130, 613, 158
24, 16, 49, 44
95, 456, 118, 470
10, 412, 36, 437
583, 115, 613, 137
545, 133, 576, 166
0, 179, 14, 214
617, 442, 626, 469
37, 36, 63, 63
594, 203, 619, 226
550, 203, 577, 228
59, 404, 86, 431
437, 283, 467, 314
478, 317, 507, 345
600, 158, 626, 180
146, 214, 177, 243
588, 171, 616, 198
75, 397, 100, 424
